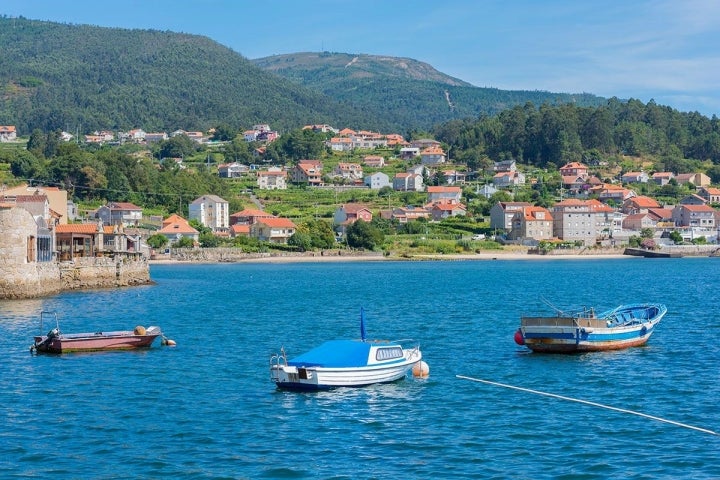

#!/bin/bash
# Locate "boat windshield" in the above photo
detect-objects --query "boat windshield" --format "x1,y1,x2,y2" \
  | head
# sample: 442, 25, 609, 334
376, 347, 403, 361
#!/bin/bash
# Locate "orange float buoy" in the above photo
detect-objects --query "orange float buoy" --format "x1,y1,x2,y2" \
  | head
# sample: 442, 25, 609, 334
161, 336, 177, 347
514, 329, 525, 345
412, 361, 430, 378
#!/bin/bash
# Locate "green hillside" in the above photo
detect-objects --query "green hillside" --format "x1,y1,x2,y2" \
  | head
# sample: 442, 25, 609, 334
252, 52, 608, 130
0, 17, 386, 135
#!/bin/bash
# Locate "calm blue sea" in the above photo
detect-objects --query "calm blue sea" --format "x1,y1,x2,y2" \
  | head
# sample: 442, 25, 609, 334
2, 258, 719, 479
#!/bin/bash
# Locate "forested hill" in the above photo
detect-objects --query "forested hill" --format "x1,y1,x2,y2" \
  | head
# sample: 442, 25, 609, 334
0, 17, 386, 134
253, 52, 608, 130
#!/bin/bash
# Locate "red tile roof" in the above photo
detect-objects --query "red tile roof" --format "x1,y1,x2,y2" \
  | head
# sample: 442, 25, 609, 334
56, 224, 99, 234
258, 217, 296, 228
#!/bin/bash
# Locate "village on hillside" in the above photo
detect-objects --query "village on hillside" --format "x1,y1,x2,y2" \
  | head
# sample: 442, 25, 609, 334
1, 121, 720, 264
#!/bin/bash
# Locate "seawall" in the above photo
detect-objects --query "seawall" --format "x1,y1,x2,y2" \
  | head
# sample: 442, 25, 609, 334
0, 255, 151, 299
1, 206, 152, 299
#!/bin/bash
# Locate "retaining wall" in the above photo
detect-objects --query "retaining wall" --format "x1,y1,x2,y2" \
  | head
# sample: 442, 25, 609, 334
1, 205, 151, 299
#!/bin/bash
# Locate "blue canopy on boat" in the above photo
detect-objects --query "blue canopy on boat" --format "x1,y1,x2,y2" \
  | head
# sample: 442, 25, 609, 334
287, 340, 381, 368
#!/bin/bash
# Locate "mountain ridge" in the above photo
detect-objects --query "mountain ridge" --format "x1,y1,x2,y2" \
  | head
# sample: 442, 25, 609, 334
2, 17, 606, 135
252, 52, 608, 130
0, 17, 381, 134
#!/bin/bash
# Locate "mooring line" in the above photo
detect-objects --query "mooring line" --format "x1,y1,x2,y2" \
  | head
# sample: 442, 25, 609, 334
456, 375, 718, 436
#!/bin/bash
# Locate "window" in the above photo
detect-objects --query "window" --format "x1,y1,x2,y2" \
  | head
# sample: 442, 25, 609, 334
376, 347, 403, 361
26, 235, 36, 263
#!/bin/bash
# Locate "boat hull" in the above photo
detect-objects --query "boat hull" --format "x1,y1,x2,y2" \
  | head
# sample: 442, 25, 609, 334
271, 358, 420, 391
518, 303, 666, 353
33, 330, 160, 354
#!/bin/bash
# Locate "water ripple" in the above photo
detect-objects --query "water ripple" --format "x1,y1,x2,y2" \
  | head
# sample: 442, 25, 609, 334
1, 259, 719, 478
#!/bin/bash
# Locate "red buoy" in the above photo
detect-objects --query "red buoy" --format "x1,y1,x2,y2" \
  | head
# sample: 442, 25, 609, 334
514, 329, 525, 345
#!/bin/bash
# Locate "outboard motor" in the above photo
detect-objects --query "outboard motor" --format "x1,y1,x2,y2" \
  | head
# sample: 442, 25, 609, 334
32, 328, 60, 352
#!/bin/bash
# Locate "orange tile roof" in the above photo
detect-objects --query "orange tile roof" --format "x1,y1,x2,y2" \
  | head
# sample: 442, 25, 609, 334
231, 209, 271, 217
524, 206, 553, 220
158, 222, 198, 234
342, 204, 372, 214
163, 214, 189, 226
56, 224, 99, 234
629, 196, 661, 208
560, 162, 588, 169
430, 201, 466, 211
681, 204, 715, 212
421, 146, 445, 155
231, 224, 250, 235
258, 217, 296, 228
109, 202, 142, 210
427, 186, 461, 193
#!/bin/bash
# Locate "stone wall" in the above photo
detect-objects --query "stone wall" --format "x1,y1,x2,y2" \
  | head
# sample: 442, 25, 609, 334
159, 247, 382, 262
0, 206, 151, 299
58, 255, 151, 292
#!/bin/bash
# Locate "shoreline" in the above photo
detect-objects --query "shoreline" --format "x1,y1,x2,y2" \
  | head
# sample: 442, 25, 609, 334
148, 250, 634, 265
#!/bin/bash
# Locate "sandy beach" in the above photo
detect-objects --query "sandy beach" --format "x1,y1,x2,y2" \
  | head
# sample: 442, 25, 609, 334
148, 249, 633, 265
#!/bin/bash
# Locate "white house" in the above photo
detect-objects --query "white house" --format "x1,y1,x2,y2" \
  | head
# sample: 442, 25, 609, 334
493, 171, 526, 188
489, 202, 532, 230
420, 146, 446, 165
257, 169, 287, 190
621, 171, 649, 184
393, 173, 424, 191
0, 125, 18, 142
426, 186, 462, 203
250, 217, 296, 243
332, 163, 363, 181
95, 202, 143, 227
189, 195, 229, 233
364, 172, 391, 190
158, 214, 199, 245
218, 162, 250, 178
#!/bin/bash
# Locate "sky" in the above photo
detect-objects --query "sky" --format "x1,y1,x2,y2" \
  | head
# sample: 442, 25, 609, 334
4, 0, 720, 117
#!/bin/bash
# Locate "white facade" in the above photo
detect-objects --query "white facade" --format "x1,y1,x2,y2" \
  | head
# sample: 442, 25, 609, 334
189, 195, 229, 232
365, 172, 391, 190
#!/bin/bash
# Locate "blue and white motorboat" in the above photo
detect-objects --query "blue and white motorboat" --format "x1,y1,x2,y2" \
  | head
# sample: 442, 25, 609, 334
270, 309, 423, 390
514, 303, 667, 353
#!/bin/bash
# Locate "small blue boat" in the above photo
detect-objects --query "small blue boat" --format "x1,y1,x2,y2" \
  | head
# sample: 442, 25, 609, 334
270, 309, 423, 390
514, 303, 667, 353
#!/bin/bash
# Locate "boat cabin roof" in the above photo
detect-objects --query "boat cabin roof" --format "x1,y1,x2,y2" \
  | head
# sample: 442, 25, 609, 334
288, 339, 396, 368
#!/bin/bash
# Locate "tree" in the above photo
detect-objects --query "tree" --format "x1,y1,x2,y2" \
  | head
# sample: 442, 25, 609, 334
212, 124, 237, 142
221, 137, 253, 163
10, 150, 44, 179
267, 128, 327, 161
667, 230, 682, 244
306, 219, 336, 249
640, 228, 655, 239
189, 219, 211, 235
26, 129, 47, 158
346, 220, 384, 250
288, 231, 312, 251
146, 234, 169, 249
158, 134, 197, 159
199, 232, 221, 247
173, 236, 195, 248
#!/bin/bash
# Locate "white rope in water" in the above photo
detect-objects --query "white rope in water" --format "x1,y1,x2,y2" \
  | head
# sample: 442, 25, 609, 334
456, 375, 718, 436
